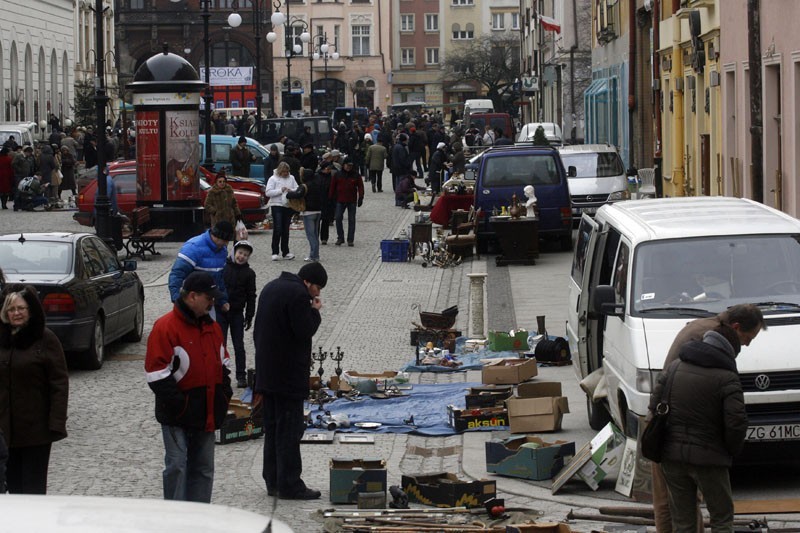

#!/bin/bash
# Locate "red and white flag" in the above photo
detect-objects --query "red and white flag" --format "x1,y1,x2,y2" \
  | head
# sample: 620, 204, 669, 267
538, 14, 561, 34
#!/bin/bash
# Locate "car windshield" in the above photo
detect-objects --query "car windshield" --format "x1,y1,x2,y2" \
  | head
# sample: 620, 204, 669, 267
483, 154, 560, 187
0, 241, 72, 275
561, 152, 624, 178
632, 235, 800, 316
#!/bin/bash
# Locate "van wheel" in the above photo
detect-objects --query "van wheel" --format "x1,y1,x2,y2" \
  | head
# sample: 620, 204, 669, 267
559, 234, 573, 251
587, 397, 612, 430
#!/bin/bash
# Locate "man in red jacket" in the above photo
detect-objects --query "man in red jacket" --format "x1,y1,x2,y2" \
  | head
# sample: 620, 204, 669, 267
329, 156, 364, 246
145, 271, 233, 503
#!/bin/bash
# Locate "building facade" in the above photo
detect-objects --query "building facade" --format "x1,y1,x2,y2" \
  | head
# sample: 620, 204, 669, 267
0, 0, 75, 131
391, 0, 444, 109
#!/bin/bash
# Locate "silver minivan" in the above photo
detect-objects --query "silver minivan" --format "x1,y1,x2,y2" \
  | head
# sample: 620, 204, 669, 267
558, 144, 629, 217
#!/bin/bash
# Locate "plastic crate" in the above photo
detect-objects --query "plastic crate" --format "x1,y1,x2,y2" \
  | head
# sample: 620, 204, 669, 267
381, 240, 410, 262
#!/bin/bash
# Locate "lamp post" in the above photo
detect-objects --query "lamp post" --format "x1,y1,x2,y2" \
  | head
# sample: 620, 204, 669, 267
171, 0, 213, 169
266, 0, 309, 117
311, 34, 338, 117
93, 0, 113, 249
228, 1, 262, 135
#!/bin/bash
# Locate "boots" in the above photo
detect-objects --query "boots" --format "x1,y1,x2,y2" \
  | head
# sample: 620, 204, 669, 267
0, 194, 7, 209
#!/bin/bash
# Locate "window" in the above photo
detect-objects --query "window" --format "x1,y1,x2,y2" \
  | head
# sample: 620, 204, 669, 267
352, 25, 370, 56
401, 48, 415, 66
511, 13, 520, 30
613, 242, 630, 307
401, 14, 414, 32
451, 0, 474, 5
130, 0, 144, 9
483, 154, 560, 187
491, 13, 504, 30
451, 23, 474, 40
425, 14, 439, 32
426, 48, 439, 65
571, 217, 595, 283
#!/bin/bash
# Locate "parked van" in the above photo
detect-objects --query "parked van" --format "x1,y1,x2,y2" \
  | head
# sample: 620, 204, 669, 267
465, 113, 515, 140
517, 122, 562, 145
0, 122, 37, 148
462, 99, 494, 129
256, 116, 332, 150
557, 144, 629, 218
332, 107, 369, 128
473, 145, 574, 251
198, 135, 270, 181
568, 197, 800, 461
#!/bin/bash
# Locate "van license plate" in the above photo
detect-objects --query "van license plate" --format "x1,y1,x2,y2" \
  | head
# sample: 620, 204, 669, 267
746, 424, 800, 441
581, 207, 598, 215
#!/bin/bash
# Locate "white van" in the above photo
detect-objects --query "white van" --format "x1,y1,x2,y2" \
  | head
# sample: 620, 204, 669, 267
462, 98, 494, 127
568, 197, 800, 460
558, 144, 629, 217
0, 122, 37, 147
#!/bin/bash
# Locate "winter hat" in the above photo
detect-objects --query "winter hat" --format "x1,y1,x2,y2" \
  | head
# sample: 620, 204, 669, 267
238, 136, 247, 144
234, 240, 253, 255
298, 262, 328, 289
182, 271, 224, 300
211, 220, 235, 241
364, 134, 372, 142
436, 142, 446, 150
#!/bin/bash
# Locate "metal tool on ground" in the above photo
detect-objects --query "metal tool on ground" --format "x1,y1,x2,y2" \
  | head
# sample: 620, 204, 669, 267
389, 485, 409, 509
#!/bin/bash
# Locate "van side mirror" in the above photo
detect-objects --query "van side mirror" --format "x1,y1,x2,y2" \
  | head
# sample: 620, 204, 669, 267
567, 165, 577, 178
626, 167, 638, 177
592, 285, 624, 317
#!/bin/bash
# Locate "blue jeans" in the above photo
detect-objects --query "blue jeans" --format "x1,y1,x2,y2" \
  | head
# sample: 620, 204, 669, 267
161, 425, 215, 503
335, 202, 357, 244
262, 394, 308, 496
271, 206, 293, 256
303, 212, 321, 260
217, 310, 246, 381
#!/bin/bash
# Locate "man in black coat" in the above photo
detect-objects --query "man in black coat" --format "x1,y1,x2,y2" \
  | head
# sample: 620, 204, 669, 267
253, 263, 327, 500
390, 134, 413, 206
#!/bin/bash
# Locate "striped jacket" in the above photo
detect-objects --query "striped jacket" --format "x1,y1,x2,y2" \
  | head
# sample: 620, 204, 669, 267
168, 230, 229, 306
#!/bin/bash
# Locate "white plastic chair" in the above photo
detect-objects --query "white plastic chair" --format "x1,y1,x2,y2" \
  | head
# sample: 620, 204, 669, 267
637, 168, 656, 198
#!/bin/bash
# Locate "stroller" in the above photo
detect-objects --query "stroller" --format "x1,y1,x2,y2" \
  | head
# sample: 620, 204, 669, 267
15, 176, 53, 211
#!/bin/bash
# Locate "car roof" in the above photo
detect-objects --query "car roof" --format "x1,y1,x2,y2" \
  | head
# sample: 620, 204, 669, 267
0, 232, 88, 242
483, 144, 559, 156
558, 144, 619, 154
597, 197, 800, 243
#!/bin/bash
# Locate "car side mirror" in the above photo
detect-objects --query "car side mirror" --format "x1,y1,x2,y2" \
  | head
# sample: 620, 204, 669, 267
567, 165, 577, 178
626, 167, 638, 177
592, 285, 624, 317
123, 259, 138, 271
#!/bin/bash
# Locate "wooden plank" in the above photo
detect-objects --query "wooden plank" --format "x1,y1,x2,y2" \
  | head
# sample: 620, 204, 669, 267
734, 498, 800, 514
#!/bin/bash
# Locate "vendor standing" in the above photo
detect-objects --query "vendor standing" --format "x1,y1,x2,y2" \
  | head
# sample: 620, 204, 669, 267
230, 136, 256, 177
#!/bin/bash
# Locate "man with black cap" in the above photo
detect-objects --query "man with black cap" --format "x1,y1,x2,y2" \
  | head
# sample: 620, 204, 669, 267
145, 271, 233, 502
230, 136, 256, 177
253, 262, 327, 500
168, 221, 233, 316
299, 143, 319, 175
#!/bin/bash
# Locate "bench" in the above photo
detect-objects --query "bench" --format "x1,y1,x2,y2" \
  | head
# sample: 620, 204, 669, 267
123, 206, 174, 260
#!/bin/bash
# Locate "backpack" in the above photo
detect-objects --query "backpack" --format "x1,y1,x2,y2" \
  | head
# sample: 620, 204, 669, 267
18, 176, 37, 194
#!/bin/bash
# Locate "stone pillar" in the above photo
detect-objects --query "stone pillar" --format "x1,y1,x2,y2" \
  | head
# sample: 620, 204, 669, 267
467, 273, 488, 339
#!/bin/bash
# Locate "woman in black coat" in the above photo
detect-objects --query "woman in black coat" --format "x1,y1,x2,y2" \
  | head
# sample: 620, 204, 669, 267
298, 168, 324, 262
0, 284, 69, 494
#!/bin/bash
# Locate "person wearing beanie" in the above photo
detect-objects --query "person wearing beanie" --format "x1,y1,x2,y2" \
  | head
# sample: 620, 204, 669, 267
220, 240, 257, 388
427, 141, 450, 193
204, 171, 241, 228
390, 133, 413, 205
167, 221, 233, 314
253, 262, 327, 501
364, 132, 388, 193
230, 136, 256, 177
649, 304, 765, 532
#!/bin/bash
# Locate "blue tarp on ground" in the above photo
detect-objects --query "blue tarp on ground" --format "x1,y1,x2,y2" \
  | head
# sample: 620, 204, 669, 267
306, 382, 503, 436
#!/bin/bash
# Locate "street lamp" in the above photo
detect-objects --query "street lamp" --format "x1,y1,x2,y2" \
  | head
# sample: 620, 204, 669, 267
228, 1, 263, 134
93, 0, 113, 250
170, 0, 213, 170
311, 34, 338, 116
266, 0, 309, 117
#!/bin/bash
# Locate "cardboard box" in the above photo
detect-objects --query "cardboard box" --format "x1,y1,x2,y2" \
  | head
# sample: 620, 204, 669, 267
506, 523, 573, 533
215, 408, 264, 445
551, 423, 625, 494
506, 382, 570, 433
482, 358, 538, 385
465, 385, 514, 408
488, 329, 530, 352
447, 405, 509, 432
485, 436, 576, 481
329, 458, 387, 504
402, 473, 496, 508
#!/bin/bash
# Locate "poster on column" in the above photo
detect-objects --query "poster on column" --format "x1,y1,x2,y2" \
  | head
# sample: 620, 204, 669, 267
165, 110, 201, 201
136, 111, 161, 202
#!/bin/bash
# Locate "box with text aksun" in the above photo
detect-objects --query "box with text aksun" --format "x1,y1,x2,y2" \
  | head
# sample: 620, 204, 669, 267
506, 382, 570, 433
482, 358, 538, 385
485, 436, 576, 481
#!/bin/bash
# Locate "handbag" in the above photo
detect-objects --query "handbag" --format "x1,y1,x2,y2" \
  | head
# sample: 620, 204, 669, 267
285, 184, 307, 213
640, 361, 679, 463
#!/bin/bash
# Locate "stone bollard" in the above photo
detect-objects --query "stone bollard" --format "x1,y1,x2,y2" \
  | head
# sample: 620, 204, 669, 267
467, 273, 488, 339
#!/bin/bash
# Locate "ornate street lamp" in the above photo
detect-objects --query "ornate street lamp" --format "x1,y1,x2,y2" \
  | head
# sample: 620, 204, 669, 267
311, 34, 338, 117
228, 1, 263, 134
266, 0, 309, 117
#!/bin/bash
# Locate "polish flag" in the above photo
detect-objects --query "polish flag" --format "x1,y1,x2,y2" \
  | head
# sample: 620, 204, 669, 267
538, 14, 561, 34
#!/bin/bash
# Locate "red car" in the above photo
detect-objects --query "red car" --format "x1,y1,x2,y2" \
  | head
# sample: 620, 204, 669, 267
74, 161, 268, 227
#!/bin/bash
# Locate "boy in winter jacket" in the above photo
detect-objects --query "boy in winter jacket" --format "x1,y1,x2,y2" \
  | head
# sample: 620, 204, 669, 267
219, 240, 257, 388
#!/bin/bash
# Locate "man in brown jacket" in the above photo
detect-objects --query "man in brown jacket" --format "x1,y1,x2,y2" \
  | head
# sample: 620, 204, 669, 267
652, 304, 765, 532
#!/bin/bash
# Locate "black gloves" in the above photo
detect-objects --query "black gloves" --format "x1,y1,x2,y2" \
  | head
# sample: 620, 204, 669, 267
357, 197, 364, 208
245, 318, 252, 331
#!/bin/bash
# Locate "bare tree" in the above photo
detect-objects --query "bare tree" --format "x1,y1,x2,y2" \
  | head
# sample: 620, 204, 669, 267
441, 33, 520, 110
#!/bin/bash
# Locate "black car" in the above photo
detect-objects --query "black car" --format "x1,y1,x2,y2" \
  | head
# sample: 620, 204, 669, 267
0, 232, 144, 369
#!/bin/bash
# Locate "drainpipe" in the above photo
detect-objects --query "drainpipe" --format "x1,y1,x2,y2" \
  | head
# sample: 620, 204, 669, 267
653, 0, 663, 197
747, 0, 763, 202
671, 0, 685, 196
570, 0, 578, 143
628, 0, 636, 169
